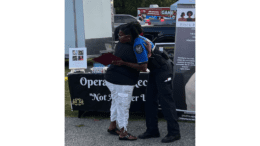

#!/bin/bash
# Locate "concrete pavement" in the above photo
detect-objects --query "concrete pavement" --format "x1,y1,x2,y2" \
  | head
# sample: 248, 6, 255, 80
65, 117, 195, 146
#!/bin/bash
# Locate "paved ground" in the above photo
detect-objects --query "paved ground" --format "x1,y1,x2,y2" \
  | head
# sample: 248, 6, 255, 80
65, 117, 195, 146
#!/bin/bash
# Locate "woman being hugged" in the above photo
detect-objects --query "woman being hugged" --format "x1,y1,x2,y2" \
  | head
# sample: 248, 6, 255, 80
105, 22, 150, 140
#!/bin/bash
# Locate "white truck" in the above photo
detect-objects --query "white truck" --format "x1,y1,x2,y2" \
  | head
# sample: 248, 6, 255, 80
65, 0, 114, 59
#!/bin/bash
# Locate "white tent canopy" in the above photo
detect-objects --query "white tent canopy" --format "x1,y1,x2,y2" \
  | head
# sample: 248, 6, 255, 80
170, 0, 195, 11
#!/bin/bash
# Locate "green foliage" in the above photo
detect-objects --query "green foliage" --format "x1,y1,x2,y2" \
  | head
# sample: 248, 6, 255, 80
114, 0, 177, 16
87, 58, 94, 66
65, 66, 78, 117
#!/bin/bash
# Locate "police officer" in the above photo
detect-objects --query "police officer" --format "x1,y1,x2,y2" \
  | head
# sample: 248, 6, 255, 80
137, 36, 181, 143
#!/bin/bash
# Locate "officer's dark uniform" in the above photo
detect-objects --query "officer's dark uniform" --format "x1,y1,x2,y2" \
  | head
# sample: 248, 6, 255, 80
135, 36, 180, 136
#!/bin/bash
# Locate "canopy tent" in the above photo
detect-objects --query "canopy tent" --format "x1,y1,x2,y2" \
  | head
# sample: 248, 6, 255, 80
170, 0, 195, 11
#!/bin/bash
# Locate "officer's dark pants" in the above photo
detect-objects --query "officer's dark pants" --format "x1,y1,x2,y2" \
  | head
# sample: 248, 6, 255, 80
145, 60, 180, 135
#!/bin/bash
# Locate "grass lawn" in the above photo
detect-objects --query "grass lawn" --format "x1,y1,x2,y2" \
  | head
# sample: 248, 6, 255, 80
64, 58, 94, 117
65, 65, 78, 117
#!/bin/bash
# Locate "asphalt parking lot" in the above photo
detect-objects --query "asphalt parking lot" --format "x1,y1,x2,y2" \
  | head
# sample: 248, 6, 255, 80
65, 117, 195, 146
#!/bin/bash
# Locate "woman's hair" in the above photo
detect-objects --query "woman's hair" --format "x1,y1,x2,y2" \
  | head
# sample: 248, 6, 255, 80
181, 12, 185, 17
114, 24, 127, 40
120, 21, 143, 42
187, 11, 193, 16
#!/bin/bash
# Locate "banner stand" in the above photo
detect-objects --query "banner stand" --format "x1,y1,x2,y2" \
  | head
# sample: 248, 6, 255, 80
173, 3, 196, 114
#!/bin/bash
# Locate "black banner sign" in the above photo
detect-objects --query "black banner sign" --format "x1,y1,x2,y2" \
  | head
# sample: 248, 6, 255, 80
68, 73, 188, 113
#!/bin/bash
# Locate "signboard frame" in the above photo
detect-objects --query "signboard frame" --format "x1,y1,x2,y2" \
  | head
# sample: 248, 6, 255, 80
69, 47, 87, 70
172, 3, 196, 113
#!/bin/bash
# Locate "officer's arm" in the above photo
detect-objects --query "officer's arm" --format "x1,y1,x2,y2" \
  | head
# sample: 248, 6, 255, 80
144, 41, 152, 58
131, 43, 149, 71
120, 44, 149, 71
123, 62, 147, 72
117, 40, 149, 71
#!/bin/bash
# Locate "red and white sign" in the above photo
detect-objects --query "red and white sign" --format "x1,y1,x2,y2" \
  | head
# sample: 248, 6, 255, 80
137, 7, 173, 18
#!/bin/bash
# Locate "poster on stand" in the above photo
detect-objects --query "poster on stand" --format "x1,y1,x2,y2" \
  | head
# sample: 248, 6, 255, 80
174, 4, 195, 75
176, 6, 195, 27
173, 4, 195, 112
69, 47, 87, 69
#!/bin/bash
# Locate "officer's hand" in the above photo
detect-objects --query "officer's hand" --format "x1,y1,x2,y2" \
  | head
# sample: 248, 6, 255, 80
112, 60, 125, 66
144, 41, 152, 58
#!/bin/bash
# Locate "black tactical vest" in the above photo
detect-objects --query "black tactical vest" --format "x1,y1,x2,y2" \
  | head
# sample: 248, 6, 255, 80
147, 48, 170, 70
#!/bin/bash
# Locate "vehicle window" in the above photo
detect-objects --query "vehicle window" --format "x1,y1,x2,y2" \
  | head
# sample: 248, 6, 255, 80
123, 16, 137, 23
114, 16, 123, 23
